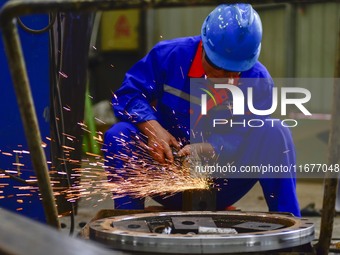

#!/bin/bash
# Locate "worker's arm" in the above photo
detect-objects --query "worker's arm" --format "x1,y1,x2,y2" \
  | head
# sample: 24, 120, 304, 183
113, 44, 163, 124
113, 42, 180, 163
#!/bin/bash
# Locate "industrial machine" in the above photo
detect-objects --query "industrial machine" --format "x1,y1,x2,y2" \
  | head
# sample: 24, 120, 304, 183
88, 211, 315, 254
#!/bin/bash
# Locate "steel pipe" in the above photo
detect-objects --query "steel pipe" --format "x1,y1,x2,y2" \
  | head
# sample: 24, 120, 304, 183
1, 18, 60, 228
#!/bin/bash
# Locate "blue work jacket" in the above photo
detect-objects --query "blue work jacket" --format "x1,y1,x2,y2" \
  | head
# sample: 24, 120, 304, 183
113, 36, 274, 162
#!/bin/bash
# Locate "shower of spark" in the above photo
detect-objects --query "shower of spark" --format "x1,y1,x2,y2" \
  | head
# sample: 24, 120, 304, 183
63, 134, 212, 202
0, 128, 212, 210
1, 95, 222, 216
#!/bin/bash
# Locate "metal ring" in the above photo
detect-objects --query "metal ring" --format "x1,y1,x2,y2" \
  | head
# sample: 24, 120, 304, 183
89, 211, 314, 254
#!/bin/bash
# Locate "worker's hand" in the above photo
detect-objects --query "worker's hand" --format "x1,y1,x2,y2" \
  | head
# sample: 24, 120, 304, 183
137, 120, 180, 164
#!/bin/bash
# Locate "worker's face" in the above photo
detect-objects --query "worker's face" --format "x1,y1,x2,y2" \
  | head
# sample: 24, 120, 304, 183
202, 50, 240, 80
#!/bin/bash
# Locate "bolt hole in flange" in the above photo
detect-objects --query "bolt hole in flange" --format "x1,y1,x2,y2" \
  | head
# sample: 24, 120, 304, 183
128, 224, 141, 229
181, 221, 195, 225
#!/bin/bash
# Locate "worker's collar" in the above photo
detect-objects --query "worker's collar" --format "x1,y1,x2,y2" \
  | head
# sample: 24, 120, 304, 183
188, 41, 205, 78
188, 41, 241, 79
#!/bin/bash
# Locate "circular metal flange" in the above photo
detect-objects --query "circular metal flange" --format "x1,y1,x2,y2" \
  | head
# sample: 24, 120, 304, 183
89, 211, 314, 254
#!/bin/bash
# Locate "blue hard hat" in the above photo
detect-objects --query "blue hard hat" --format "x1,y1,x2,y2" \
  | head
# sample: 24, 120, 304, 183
201, 4, 262, 72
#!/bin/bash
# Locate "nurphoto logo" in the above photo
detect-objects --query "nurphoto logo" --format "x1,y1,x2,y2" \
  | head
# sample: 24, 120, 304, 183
200, 84, 312, 128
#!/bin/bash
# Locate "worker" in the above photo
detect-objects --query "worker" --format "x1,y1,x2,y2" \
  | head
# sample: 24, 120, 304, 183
103, 3, 301, 217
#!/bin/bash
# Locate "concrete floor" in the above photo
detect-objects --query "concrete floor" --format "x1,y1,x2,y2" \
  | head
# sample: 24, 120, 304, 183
234, 180, 335, 239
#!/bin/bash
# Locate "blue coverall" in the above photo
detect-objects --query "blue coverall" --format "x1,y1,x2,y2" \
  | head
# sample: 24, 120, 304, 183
103, 36, 301, 216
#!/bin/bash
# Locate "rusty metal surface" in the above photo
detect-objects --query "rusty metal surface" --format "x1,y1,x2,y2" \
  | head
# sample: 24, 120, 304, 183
89, 211, 315, 254
0, 0, 222, 26
1, 0, 322, 28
